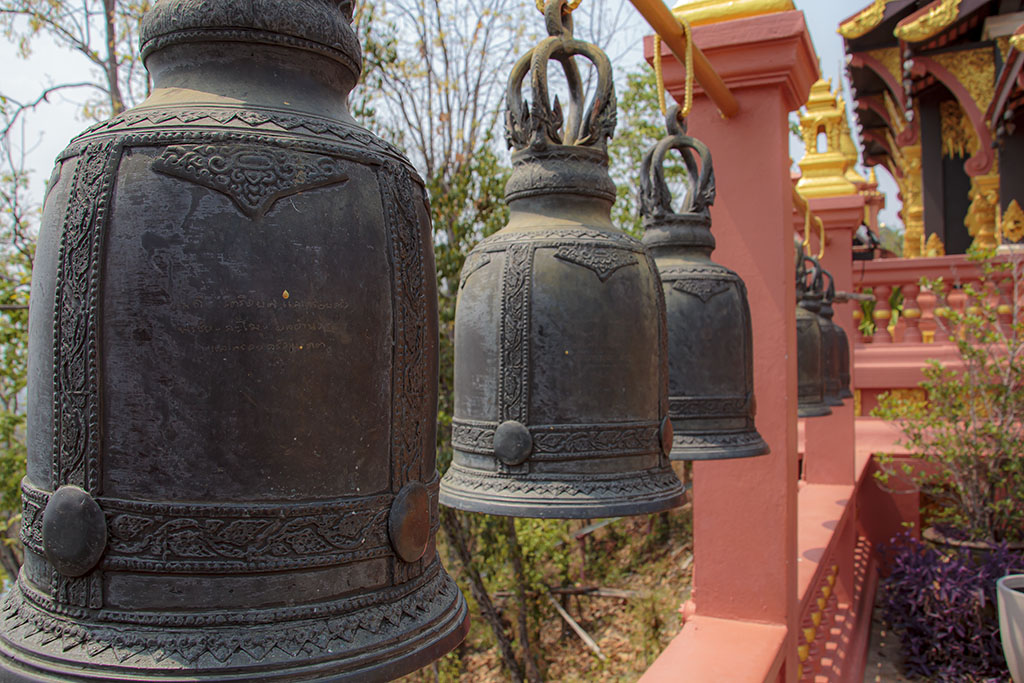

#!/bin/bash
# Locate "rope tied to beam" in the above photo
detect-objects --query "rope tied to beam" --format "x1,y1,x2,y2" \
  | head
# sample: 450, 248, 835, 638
652, 14, 694, 121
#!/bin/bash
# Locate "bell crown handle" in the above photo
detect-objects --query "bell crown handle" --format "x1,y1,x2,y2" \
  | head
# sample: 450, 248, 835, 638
819, 267, 836, 304
638, 106, 716, 222
798, 255, 824, 299
506, 0, 616, 152
335, 0, 354, 22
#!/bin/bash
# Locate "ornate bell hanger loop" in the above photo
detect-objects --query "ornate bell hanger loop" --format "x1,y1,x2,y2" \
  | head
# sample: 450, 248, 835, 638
639, 105, 768, 461
639, 106, 715, 223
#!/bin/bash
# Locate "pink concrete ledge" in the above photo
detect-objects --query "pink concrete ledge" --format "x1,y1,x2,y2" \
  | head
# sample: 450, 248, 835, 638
854, 343, 962, 390
854, 417, 911, 465
639, 616, 788, 683
797, 484, 855, 602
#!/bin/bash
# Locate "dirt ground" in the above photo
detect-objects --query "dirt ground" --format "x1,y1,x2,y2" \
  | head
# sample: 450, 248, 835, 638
862, 599, 915, 683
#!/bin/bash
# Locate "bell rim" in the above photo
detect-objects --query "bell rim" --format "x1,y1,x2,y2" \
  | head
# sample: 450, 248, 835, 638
839, 388, 854, 399
798, 402, 833, 418
0, 563, 469, 682
825, 395, 845, 407
669, 430, 770, 461
439, 465, 686, 520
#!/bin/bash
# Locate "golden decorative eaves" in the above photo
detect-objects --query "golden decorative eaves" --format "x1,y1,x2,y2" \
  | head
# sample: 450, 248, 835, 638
931, 48, 996, 115
839, 0, 887, 39
893, 0, 961, 43
1011, 33, 1024, 52
1003, 199, 1024, 243
671, 0, 795, 27
867, 47, 903, 85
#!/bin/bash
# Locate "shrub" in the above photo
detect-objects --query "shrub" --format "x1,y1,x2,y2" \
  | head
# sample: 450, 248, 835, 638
874, 249, 1024, 543
880, 531, 1024, 681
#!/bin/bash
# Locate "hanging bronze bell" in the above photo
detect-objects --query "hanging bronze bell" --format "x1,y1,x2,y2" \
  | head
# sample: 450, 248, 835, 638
797, 256, 832, 418
817, 268, 846, 407
0, 1, 469, 680
638, 107, 768, 461
837, 318, 854, 400
439, 0, 685, 519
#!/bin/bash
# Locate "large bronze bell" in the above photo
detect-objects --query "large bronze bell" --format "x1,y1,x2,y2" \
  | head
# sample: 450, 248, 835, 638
439, 0, 685, 519
817, 268, 845, 407
837, 318, 854, 400
638, 108, 768, 461
797, 256, 833, 418
0, 1, 469, 680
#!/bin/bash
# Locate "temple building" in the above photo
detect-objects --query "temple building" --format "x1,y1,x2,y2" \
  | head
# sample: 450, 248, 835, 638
840, 0, 1024, 256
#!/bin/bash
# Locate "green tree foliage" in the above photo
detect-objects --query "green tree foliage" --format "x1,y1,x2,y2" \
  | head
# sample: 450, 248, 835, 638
1, 0, 152, 118
0, 104, 34, 579
874, 249, 1024, 543
0, 0, 148, 582
608, 67, 688, 238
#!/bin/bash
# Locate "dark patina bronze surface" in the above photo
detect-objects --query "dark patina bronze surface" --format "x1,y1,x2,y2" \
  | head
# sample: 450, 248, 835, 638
439, 0, 685, 519
639, 107, 768, 461
0, 1, 468, 680
817, 268, 846, 408
797, 256, 832, 418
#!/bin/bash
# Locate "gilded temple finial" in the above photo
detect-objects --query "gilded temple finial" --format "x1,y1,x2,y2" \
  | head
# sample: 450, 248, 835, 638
796, 79, 858, 198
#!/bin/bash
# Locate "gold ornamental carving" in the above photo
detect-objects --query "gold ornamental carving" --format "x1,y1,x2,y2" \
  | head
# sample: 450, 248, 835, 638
840, 114, 868, 186
997, 36, 1011, 62
900, 144, 925, 258
925, 233, 946, 257
1012, 33, 1024, 52
893, 0, 961, 43
931, 48, 996, 114
838, 0, 888, 39
868, 47, 902, 85
940, 100, 977, 158
889, 388, 927, 404
965, 173, 1000, 251
672, 0, 795, 27
1003, 199, 1024, 243
883, 91, 907, 134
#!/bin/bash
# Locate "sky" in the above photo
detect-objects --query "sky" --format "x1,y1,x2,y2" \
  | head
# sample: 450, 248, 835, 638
0, 0, 898, 229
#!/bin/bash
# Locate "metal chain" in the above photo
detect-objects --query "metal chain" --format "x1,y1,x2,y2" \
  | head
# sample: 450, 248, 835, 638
653, 15, 694, 121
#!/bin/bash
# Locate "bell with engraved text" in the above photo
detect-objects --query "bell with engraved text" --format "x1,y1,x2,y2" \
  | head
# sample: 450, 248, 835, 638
638, 108, 769, 461
0, 1, 469, 680
439, 0, 686, 518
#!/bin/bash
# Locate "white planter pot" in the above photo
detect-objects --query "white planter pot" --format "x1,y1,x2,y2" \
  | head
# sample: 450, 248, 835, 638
998, 574, 1024, 683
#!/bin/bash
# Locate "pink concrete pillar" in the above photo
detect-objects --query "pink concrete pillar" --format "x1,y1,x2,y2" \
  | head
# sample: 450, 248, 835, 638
802, 196, 863, 614
803, 196, 863, 487
641, 12, 817, 683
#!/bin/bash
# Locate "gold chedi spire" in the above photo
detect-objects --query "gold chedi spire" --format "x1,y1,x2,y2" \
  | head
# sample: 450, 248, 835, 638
796, 79, 859, 198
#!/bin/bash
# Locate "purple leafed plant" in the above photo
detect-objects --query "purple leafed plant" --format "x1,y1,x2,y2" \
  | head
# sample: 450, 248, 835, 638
880, 531, 1024, 681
